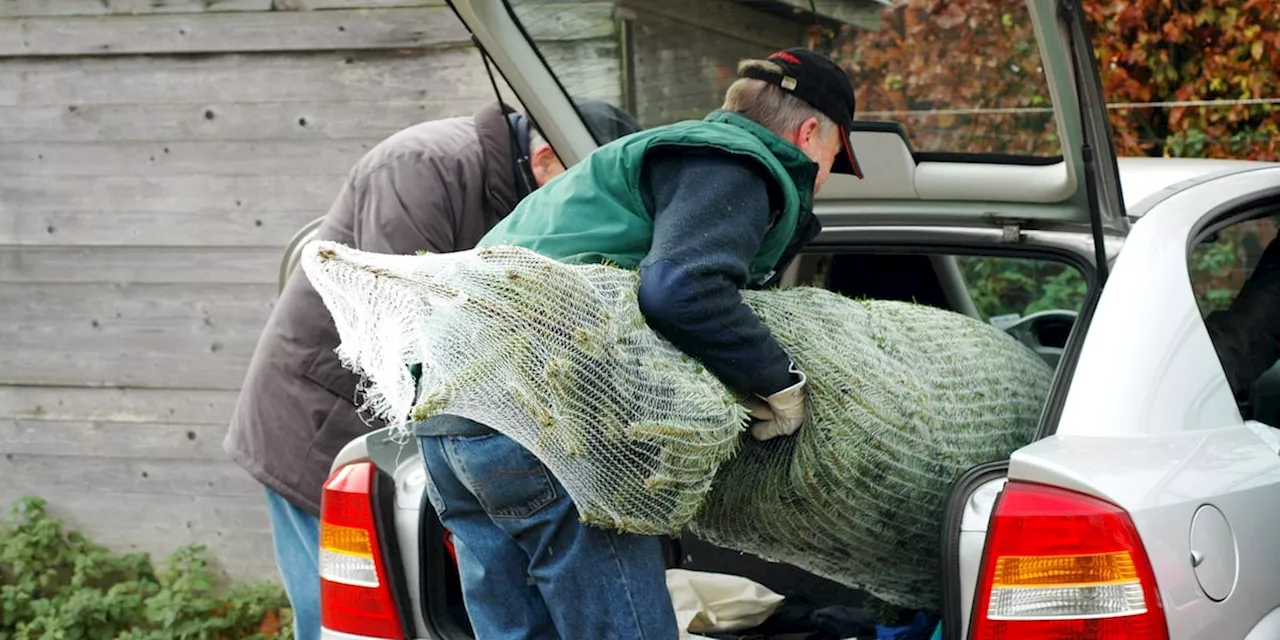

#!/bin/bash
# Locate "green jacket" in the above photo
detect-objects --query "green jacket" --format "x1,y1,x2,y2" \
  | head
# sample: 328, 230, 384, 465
478, 110, 817, 286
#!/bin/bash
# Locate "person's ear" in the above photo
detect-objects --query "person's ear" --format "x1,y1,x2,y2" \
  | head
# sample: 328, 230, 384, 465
530, 144, 566, 187
797, 117, 822, 149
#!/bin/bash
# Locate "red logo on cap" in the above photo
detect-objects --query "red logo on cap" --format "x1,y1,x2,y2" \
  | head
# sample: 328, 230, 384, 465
770, 51, 802, 65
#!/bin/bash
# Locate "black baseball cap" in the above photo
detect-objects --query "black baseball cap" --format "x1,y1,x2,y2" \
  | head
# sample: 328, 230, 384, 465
740, 48, 863, 179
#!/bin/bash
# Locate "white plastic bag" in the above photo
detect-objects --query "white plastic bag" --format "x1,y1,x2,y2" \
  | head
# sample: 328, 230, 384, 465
666, 569, 785, 639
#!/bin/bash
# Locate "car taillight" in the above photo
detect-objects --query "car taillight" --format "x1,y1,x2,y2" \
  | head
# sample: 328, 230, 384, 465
319, 462, 405, 639
970, 481, 1168, 640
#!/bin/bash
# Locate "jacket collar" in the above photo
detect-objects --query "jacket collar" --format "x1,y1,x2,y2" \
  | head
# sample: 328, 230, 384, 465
703, 110, 815, 172
473, 101, 523, 220
704, 110, 818, 216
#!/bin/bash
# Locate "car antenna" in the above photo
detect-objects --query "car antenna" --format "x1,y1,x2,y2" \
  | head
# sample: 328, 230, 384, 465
472, 35, 538, 195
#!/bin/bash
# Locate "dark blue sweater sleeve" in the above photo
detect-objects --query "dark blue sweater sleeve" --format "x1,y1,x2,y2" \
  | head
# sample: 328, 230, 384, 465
636, 148, 797, 398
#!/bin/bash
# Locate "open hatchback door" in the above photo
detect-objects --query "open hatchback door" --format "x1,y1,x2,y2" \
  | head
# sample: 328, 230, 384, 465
444, 0, 1126, 263
426, 1, 1130, 638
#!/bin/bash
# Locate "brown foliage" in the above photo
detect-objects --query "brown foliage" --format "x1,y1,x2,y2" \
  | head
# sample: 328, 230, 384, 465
826, 0, 1280, 161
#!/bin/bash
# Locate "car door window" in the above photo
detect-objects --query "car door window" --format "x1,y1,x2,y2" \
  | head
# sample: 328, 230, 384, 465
1190, 215, 1280, 426
1191, 217, 1280, 313
955, 256, 1087, 329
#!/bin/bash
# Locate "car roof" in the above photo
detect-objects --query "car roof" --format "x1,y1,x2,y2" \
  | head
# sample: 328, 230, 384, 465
1117, 156, 1278, 213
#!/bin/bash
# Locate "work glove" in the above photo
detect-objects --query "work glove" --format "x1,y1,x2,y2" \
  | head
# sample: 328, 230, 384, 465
745, 364, 809, 441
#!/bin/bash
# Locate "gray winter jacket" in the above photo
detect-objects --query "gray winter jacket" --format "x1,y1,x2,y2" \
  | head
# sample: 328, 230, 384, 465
224, 101, 525, 515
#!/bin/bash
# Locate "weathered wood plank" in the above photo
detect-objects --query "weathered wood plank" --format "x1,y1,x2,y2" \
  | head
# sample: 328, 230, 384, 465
770, 0, 886, 31
0, 246, 282, 284
625, 0, 799, 125
621, 0, 802, 50
0, 387, 240, 423
1, 7, 470, 57
0, 339, 257, 389
1, 3, 614, 57
0, 489, 270, 533
2, 140, 372, 177
2, 174, 344, 214
0, 282, 275, 332
0, 0, 271, 18
0, 48, 495, 106
1, 209, 324, 247
0, 284, 271, 389
0, 99, 487, 143
507, 2, 615, 41
0, 455, 261, 497
0, 282, 274, 388
1, 420, 232, 460
274, 0, 443, 8
0, 488, 275, 582
529, 38, 622, 106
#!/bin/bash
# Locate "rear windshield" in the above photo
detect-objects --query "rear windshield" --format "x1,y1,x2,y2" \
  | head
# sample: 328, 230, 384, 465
505, 0, 1060, 159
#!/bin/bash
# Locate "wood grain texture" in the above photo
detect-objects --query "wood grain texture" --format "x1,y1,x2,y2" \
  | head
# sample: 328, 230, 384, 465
0, 99, 488, 143
626, 0, 799, 126
0, 489, 269, 536
0, 209, 325, 247
1, 340, 258, 389
0, 282, 272, 389
0, 282, 275, 333
0, 387, 240, 423
1, 455, 262, 497
0, 0, 271, 18
2, 174, 343, 214
273, 0, 445, 9
621, 0, 801, 50
2, 139, 373, 177
508, 1, 615, 41
0, 0, 626, 588
1, 420, 232, 459
0, 48, 492, 107
0, 246, 282, 283
0, 7, 470, 57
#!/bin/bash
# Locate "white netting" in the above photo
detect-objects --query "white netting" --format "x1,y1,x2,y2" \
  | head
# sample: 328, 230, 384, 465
301, 240, 1053, 611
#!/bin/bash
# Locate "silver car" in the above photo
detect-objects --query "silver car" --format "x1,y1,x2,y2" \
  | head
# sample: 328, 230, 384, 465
297, 1, 1280, 638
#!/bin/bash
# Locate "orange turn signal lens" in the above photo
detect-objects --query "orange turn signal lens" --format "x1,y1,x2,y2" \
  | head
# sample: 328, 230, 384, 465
320, 523, 373, 558
992, 551, 1139, 588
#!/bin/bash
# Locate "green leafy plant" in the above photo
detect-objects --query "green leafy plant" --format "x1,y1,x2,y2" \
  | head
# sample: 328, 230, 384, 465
956, 257, 1088, 322
0, 496, 293, 640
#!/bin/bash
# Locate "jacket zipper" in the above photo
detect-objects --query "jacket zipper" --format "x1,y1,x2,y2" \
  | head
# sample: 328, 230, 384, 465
939, 459, 1008, 640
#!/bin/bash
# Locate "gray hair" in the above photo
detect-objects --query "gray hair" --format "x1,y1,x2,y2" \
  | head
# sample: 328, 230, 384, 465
723, 59, 837, 138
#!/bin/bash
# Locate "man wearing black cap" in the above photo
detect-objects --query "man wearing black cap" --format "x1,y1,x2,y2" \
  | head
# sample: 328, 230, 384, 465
225, 98, 639, 640
414, 48, 860, 640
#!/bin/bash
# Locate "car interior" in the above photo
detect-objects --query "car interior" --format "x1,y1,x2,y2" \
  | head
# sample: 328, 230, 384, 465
418, 246, 1088, 639
1191, 212, 1280, 430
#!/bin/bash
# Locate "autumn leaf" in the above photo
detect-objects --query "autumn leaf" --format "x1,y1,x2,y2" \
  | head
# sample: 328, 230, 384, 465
821, 0, 1278, 161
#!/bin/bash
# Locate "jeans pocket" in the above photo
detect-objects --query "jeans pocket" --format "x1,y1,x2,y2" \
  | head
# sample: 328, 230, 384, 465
423, 474, 447, 518
445, 434, 558, 519
417, 438, 447, 518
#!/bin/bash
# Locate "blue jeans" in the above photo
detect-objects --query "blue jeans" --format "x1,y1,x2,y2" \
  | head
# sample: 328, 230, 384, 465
264, 486, 321, 640
418, 431, 678, 640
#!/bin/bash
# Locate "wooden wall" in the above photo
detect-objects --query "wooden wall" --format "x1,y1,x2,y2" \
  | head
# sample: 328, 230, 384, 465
0, 0, 840, 586
0, 0, 564, 583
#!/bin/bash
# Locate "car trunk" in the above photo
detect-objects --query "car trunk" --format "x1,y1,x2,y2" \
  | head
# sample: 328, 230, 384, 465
362, 233, 1106, 640
416, 0, 1126, 637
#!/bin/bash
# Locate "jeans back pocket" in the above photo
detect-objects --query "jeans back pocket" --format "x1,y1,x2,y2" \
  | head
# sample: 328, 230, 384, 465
444, 434, 558, 519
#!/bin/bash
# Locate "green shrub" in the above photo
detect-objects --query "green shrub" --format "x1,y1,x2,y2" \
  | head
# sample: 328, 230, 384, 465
0, 496, 293, 640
